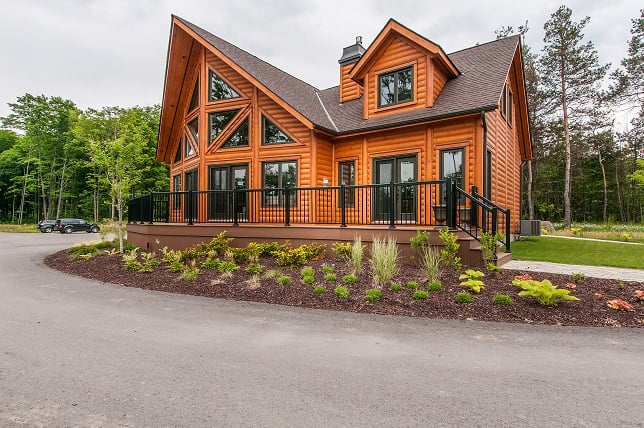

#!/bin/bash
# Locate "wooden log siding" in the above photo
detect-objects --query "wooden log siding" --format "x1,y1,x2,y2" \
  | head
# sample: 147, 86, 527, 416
340, 63, 363, 103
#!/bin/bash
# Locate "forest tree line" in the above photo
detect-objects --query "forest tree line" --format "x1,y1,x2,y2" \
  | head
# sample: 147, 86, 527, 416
0, 6, 642, 226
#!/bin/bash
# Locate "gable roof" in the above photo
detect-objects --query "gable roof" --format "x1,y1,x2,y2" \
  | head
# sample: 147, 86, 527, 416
349, 18, 459, 83
162, 16, 522, 138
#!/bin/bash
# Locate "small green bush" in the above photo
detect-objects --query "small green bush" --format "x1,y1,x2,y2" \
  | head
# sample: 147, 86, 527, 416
179, 262, 200, 281
492, 294, 513, 305
313, 285, 326, 294
334, 286, 350, 299
217, 261, 239, 273
230, 247, 251, 264
263, 269, 281, 279
301, 275, 315, 285
331, 242, 352, 260
412, 290, 429, 300
321, 264, 335, 274
389, 282, 403, 291
364, 288, 382, 303
278, 275, 291, 286
197, 231, 233, 257
245, 262, 263, 275
202, 258, 221, 270
275, 243, 325, 266
427, 280, 442, 291
122, 249, 143, 271
300, 266, 315, 278
438, 229, 462, 270
571, 272, 585, 283
342, 274, 358, 284
455, 292, 473, 304
406, 280, 419, 289
324, 273, 337, 282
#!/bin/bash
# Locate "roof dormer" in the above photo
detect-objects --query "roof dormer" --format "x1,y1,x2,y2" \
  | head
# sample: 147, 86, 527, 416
347, 19, 459, 119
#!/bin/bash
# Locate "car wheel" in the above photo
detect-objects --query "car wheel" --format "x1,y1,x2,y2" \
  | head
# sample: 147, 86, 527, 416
90, 226, 99, 233
43, 226, 52, 233
64, 226, 73, 234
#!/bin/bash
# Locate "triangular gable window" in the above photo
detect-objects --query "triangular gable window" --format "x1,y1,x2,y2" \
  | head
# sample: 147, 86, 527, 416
187, 117, 199, 144
188, 78, 199, 112
209, 70, 240, 101
222, 118, 249, 148
262, 116, 293, 145
185, 133, 197, 158
174, 140, 182, 163
209, 110, 239, 144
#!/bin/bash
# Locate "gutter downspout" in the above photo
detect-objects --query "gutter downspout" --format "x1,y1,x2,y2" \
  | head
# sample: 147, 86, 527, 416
480, 110, 488, 198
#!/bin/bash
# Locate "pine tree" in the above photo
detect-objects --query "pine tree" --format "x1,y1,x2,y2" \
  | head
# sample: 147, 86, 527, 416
539, 6, 610, 228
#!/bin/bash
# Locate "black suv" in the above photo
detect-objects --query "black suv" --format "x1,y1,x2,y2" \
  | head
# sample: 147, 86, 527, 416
55, 218, 100, 234
38, 219, 57, 233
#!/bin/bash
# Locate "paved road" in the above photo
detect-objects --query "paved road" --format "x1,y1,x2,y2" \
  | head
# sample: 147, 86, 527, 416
1, 233, 643, 427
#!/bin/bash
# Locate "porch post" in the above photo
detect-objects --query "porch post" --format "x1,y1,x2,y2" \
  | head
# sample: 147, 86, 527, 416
340, 184, 347, 227
139, 194, 144, 224
446, 179, 456, 229
470, 185, 478, 227
148, 193, 154, 224
284, 186, 291, 227
505, 209, 511, 252
187, 190, 194, 226
232, 188, 238, 227
389, 181, 396, 229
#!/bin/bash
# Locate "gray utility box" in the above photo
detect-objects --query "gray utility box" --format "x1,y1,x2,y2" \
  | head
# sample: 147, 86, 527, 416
520, 220, 542, 236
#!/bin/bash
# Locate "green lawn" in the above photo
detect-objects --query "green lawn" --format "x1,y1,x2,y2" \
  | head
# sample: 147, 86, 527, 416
511, 236, 644, 270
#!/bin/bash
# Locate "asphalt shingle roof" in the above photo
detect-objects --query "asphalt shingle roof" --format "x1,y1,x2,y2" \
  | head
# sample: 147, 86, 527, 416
178, 17, 520, 135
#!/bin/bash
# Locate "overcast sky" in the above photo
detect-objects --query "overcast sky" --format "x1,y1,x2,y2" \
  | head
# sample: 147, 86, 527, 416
0, 0, 640, 122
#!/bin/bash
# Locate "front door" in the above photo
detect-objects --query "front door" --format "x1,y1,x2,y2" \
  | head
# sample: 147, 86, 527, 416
208, 165, 247, 221
373, 156, 416, 223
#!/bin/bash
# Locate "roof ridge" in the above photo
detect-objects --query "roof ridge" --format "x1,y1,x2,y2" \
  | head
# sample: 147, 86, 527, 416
448, 34, 520, 56
315, 91, 339, 132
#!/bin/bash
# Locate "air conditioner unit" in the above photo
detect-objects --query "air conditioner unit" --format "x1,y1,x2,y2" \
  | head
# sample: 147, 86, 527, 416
520, 220, 542, 236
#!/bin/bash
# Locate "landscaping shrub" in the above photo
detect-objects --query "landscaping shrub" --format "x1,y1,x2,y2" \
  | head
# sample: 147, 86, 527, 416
334, 286, 350, 299
389, 282, 403, 291
364, 288, 381, 303
492, 294, 513, 305
342, 274, 358, 284
427, 280, 442, 291
275, 243, 325, 266
438, 229, 462, 270
412, 290, 429, 300
278, 276, 291, 286
406, 280, 419, 289
455, 292, 473, 304
313, 285, 326, 294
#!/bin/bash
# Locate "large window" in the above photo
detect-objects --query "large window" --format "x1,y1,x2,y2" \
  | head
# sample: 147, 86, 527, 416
209, 110, 239, 144
222, 118, 249, 148
208, 70, 240, 101
378, 66, 413, 107
338, 161, 356, 208
262, 116, 292, 145
262, 160, 297, 207
440, 148, 464, 202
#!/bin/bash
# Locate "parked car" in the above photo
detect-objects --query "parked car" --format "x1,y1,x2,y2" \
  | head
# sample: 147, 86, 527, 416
55, 218, 100, 234
38, 219, 57, 233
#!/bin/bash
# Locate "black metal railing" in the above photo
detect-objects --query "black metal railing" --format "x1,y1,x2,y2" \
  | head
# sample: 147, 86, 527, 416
452, 185, 511, 252
128, 179, 511, 250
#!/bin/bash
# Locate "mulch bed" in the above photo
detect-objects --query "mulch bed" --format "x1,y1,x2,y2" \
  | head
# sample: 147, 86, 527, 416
45, 250, 644, 328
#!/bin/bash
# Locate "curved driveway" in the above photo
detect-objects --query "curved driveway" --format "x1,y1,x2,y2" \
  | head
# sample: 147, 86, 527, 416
1, 233, 642, 427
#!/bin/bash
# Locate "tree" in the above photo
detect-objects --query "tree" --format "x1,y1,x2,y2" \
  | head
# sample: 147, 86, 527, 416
539, 6, 610, 228
75, 107, 156, 252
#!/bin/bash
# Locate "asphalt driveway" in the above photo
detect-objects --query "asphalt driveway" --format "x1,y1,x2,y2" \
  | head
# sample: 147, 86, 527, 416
1, 233, 642, 427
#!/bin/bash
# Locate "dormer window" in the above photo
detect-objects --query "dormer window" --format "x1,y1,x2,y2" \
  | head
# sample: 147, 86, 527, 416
378, 66, 413, 107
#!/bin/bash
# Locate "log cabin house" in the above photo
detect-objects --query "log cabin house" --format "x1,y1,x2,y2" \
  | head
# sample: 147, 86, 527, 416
127, 16, 531, 265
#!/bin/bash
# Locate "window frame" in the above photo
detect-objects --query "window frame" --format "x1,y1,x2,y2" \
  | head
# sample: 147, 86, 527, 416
208, 69, 241, 102
377, 65, 414, 108
261, 115, 293, 145
440, 147, 465, 204
221, 117, 249, 149
172, 174, 182, 210
261, 160, 298, 207
338, 160, 356, 208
